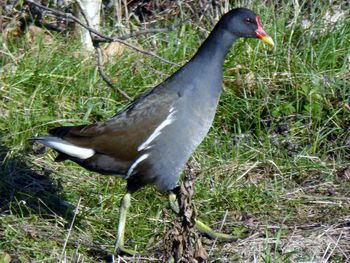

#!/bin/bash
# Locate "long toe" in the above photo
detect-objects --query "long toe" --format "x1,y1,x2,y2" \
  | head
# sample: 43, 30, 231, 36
116, 246, 138, 256
195, 219, 244, 242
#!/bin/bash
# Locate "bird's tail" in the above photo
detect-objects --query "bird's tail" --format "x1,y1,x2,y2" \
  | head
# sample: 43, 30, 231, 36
32, 136, 95, 161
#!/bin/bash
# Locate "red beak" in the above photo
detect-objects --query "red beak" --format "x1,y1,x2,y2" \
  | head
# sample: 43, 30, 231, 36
255, 16, 274, 47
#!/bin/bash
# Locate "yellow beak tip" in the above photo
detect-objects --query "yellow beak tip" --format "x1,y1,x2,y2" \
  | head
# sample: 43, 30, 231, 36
261, 36, 275, 47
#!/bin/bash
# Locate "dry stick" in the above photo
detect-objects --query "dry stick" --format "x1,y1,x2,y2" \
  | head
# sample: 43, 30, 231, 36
118, 28, 169, 40
24, 0, 179, 68
75, 0, 132, 100
60, 196, 82, 262
208, 210, 229, 257
324, 232, 344, 262
95, 46, 132, 100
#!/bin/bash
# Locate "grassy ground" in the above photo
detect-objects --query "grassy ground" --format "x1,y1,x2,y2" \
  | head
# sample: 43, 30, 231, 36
1, 1, 350, 262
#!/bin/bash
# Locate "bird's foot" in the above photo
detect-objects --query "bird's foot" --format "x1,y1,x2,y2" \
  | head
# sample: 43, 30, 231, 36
169, 193, 242, 242
168, 193, 179, 214
195, 219, 238, 242
115, 245, 138, 256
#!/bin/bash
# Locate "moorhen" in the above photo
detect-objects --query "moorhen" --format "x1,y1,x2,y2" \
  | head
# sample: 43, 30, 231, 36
33, 7, 274, 254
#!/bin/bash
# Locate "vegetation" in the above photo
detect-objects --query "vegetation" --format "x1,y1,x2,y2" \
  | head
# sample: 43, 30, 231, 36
0, 1, 349, 262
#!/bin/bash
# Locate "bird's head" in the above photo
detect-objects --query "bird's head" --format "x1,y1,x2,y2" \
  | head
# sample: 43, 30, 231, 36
220, 8, 274, 47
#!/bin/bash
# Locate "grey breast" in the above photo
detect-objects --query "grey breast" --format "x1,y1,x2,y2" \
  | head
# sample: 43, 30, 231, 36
136, 65, 223, 191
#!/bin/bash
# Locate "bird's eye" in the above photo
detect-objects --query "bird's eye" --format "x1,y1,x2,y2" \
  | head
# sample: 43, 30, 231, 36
245, 18, 252, 24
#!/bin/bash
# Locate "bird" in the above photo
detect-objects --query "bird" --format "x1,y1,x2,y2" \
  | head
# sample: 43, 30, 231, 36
32, 7, 274, 254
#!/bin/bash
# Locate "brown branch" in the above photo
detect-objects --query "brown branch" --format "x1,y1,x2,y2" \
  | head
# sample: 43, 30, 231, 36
75, 0, 132, 100
95, 44, 132, 100
118, 28, 169, 40
24, 0, 179, 67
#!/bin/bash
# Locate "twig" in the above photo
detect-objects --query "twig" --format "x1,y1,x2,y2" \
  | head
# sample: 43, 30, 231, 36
95, 45, 132, 100
75, 0, 132, 100
118, 28, 169, 40
24, 0, 179, 67
208, 210, 229, 257
324, 232, 345, 262
236, 161, 260, 181
60, 196, 81, 262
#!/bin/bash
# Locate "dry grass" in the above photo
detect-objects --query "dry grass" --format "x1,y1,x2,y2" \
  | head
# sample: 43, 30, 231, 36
1, 0, 350, 262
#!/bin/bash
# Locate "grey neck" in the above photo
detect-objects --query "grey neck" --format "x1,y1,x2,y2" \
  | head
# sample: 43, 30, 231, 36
191, 25, 238, 67
167, 24, 238, 94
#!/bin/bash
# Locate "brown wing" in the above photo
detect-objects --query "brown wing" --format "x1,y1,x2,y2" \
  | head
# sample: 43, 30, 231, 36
50, 86, 179, 162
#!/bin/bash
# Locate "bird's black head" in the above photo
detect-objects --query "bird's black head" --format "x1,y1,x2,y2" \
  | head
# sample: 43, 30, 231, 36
220, 8, 274, 46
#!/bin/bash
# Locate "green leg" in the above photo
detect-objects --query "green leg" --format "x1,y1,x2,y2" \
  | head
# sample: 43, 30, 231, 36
114, 193, 138, 255
168, 193, 236, 242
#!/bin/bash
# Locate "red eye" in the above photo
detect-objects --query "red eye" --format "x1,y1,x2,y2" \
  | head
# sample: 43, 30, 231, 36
245, 18, 252, 24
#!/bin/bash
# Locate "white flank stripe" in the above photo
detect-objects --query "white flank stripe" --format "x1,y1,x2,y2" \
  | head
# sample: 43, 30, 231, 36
44, 139, 95, 159
138, 107, 177, 151
126, 153, 149, 178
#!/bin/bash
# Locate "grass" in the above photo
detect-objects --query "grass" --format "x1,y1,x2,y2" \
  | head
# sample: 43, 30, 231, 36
1, 1, 350, 262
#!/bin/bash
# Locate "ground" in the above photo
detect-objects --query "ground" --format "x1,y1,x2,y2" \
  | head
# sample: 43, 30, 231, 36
0, 1, 349, 262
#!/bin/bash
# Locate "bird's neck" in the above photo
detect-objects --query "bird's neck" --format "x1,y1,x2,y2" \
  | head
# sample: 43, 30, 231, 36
167, 25, 238, 94
190, 25, 238, 68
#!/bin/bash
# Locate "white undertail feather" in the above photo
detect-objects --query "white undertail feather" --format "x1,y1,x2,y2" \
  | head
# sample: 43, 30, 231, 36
126, 153, 149, 178
36, 137, 95, 159
138, 107, 177, 151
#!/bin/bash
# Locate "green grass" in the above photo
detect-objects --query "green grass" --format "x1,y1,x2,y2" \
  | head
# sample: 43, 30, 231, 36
1, 1, 350, 262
